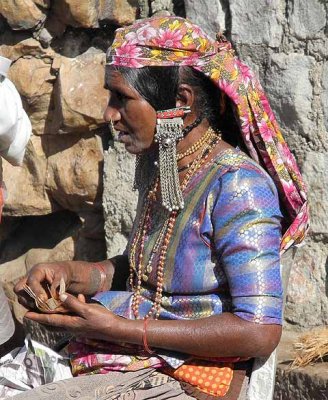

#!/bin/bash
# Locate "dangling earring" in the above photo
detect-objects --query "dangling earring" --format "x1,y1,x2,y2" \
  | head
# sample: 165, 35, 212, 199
109, 119, 115, 135
154, 106, 191, 211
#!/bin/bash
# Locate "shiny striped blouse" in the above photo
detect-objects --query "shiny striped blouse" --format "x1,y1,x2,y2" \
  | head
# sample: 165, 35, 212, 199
95, 148, 283, 326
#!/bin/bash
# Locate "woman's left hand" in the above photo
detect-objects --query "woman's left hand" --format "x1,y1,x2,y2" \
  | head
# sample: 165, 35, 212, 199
24, 293, 122, 342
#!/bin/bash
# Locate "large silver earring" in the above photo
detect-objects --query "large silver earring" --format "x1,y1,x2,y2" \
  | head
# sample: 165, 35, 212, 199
133, 153, 157, 193
154, 106, 191, 211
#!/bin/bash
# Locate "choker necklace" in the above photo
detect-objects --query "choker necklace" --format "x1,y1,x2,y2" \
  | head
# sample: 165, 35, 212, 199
177, 127, 221, 161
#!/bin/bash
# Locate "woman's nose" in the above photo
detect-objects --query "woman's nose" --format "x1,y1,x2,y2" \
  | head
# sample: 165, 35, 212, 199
103, 105, 120, 123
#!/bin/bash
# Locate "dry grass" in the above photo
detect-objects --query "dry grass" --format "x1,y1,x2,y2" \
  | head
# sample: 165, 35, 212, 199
290, 327, 328, 369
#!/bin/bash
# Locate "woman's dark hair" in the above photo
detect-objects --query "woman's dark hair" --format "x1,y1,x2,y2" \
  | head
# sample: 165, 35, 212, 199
114, 65, 242, 147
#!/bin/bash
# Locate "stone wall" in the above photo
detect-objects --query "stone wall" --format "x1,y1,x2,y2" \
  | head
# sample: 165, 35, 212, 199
0, 0, 139, 321
0, 0, 327, 330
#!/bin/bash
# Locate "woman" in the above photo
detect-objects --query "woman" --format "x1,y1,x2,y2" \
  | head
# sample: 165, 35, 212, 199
14, 16, 308, 400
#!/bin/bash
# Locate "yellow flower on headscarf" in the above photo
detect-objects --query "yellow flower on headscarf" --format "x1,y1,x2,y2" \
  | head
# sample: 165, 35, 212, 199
211, 67, 223, 81
181, 34, 194, 48
151, 49, 162, 59
169, 50, 189, 61
230, 67, 239, 82
250, 90, 261, 105
198, 37, 209, 53
169, 20, 182, 31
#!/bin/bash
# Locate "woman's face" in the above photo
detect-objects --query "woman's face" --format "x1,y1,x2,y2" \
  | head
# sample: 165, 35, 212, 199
103, 68, 157, 154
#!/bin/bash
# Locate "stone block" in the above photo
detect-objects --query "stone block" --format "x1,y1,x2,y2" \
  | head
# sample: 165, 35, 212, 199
3, 132, 104, 217
7, 56, 56, 136
52, 0, 99, 28
0, 38, 53, 62
151, 0, 173, 15
103, 143, 137, 257
2, 135, 51, 216
289, 0, 326, 40
185, 0, 226, 36
32, 0, 50, 8
0, 0, 46, 30
52, 0, 138, 28
275, 331, 328, 400
45, 133, 104, 213
230, 0, 283, 47
301, 151, 328, 235
322, 62, 328, 133
98, 0, 138, 26
284, 241, 328, 328
265, 53, 315, 137
55, 50, 108, 133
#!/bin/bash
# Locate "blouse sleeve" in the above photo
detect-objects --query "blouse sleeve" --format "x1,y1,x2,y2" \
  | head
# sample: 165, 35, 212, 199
211, 164, 283, 325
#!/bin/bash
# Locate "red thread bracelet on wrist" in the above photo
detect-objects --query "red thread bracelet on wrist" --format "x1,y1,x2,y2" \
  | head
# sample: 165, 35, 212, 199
93, 264, 107, 293
142, 318, 155, 354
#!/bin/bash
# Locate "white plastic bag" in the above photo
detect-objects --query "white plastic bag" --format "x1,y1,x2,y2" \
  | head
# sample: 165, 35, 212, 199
0, 56, 31, 166
0, 335, 72, 398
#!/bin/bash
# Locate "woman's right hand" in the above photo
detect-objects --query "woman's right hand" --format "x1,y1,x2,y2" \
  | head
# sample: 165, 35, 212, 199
14, 262, 72, 311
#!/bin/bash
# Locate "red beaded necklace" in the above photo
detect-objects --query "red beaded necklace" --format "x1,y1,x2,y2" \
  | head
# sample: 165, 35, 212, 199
129, 132, 221, 320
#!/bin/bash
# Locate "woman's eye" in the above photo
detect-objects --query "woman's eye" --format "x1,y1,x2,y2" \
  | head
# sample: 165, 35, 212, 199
115, 91, 126, 101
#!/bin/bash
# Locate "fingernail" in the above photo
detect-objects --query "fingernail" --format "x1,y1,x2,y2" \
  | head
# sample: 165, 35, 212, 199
59, 293, 67, 302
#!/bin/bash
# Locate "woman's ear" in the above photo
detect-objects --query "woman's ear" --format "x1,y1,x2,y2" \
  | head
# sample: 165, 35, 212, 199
176, 84, 195, 108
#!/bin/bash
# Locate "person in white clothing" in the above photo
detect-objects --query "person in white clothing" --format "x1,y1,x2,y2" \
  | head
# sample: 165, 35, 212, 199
0, 55, 31, 353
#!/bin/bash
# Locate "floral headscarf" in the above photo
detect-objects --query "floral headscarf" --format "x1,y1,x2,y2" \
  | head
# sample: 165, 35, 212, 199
106, 16, 309, 253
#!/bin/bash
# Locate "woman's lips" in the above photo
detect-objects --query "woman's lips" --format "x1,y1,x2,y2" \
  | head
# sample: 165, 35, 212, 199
117, 131, 130, 143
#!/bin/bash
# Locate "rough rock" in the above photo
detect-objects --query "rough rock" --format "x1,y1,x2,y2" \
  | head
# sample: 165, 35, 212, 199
2, 132, 104, 216
52, 0, 99, 28
151, 0, 174, 15
289, 0, 326, 40
55, 50, 108, 133
185, 0, 227, 36
322, 62, 328, 133
274, 331, 328, 400
285, 241, 328, 329
0, 37, 53, 62
32, 0, 50, 9
301, 152, 328, 236
229, 0, 283, 47
8, 56, 55, 136
103, 143, 137, 258
43, 132, 104, 212
264, 53, 315, 138
98, 0, 139, 26
2, 135, 51, 216
52, 0, 138, 28
0, 0, 46, 30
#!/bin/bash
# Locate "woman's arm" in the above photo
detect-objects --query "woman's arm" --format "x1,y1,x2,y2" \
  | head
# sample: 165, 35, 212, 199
25, 294, 281, 358
14, 255, 130, 308
119, 312, 282, 358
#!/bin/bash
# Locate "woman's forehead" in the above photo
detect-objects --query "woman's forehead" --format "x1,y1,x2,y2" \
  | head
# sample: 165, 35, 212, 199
104, 68, 131, 91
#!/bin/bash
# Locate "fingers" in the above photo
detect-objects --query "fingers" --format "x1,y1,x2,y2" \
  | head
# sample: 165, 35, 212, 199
77, 294, 86, 303
24, 311, 73, 329
59, 293, 88, 316
14, 277, 36, 311
50, 275, 66, 299
26, 268, 52, 302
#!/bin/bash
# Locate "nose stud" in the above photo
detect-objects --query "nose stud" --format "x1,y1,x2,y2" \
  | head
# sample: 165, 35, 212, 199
109, 119, 115, 133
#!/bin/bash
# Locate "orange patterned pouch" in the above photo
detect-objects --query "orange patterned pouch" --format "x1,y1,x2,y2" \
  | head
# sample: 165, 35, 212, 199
162, 360, 234, 397
162, 357, 252, 399
176, 362, 233, 397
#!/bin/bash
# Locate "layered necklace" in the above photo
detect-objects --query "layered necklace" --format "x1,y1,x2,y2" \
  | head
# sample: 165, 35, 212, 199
129, 127, 221, 320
